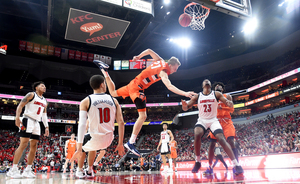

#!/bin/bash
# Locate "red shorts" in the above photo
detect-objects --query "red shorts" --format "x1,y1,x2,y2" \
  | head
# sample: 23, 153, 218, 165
171, 151, 177, 159
208, 118, 235, 140
66, 151, 75, 160
116, 80, 146, 112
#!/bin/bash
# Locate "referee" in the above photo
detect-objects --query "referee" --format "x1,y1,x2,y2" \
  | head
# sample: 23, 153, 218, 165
212, 143, 228, 170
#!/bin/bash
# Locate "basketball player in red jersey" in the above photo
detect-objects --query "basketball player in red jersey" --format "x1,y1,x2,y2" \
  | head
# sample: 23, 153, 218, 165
94, 49, 196, 156
63, 133, 76, 174
7, 81, 49, 178
181, 79, 243, 175
204, 82, 240, 175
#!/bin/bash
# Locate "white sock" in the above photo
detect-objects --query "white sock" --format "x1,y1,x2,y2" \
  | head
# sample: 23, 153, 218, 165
77, 167, 82, 172
169, 159, 173, 169
93, 162, 98, 166
88, 166, 93, 172
232, 159, 240, 167
196, 156, 201, 162
129, 134, 137, 144
26, 165, 32, 171
12, 164, 18, 170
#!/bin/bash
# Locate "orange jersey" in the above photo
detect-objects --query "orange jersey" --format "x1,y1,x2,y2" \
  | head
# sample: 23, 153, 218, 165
67, 139, 76, 152
217, 94, 234, 120
134, 60, 170, 90
170, 141, 177, 152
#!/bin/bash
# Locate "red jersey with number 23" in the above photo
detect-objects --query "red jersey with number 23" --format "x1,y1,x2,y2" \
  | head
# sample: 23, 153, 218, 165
197, 91, 218, 120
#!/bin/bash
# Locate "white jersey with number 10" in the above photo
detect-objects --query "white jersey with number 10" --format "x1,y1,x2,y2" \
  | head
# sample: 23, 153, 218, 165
197, 91, 218, 120
87, 94, 116, 136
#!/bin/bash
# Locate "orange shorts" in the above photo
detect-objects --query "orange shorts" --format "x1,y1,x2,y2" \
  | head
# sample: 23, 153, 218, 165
208, 119, 235, 140
171, 151, 177, 159
116, 80, 146, 112
66, 151, 75, 160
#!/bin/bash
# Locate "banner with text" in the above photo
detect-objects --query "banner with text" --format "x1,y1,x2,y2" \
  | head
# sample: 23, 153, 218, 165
65, 8, 130, 49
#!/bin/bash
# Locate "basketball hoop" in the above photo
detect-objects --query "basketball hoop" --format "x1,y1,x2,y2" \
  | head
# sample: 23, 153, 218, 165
184, 2, 210, 31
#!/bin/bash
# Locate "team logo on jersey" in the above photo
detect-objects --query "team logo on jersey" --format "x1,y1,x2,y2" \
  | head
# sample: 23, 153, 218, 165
20, 126, 26, 131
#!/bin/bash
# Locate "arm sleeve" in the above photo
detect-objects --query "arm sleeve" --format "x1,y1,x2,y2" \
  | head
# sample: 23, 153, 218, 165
77, 111, 87, 143
42, 113, 49, 128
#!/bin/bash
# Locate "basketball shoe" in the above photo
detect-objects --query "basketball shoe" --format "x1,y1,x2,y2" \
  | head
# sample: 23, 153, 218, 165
22, 169, 36, 178
85, 169, 94, 179
203, 166, 213, 176
7, 169, 23, 178
93, 60, 109, 70
233, 165, 244, 175
76, 169, 86, 179
192, 162, 201, 173
124, 141, 140, 156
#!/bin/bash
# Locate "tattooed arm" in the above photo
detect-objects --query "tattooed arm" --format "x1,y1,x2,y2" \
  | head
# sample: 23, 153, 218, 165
15, 92, 34, 128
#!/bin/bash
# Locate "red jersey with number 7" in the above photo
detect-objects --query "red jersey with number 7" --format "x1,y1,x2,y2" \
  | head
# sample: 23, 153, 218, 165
197, 91, 218, 120
23, 92, 47, 121
134, 60, 171, 90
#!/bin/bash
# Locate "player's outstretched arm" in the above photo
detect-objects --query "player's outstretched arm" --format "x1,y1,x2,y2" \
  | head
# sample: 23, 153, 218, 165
133, 49, 163, 62
215, 91, 233, 107
160, 71, 196, 98
218, 94, 234, 112
113, 98, 125, 156
15, 92, 34, 128
181, 94, 198, 111
70, 97, 89, 162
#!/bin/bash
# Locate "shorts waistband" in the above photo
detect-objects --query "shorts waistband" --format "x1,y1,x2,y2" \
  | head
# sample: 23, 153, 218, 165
23, 115, 38, 122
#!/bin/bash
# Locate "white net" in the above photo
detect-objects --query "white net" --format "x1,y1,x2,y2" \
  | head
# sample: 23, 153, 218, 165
184, 3, 210, 31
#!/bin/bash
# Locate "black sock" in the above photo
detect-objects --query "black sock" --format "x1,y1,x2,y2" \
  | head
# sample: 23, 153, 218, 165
232, 148, 239, 162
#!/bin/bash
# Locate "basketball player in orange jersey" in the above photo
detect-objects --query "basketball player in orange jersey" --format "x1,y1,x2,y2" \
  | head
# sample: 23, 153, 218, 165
170, 139, 178, 172
181, 79, 243, 175
63, 133, 76, 174
204, 82, 239, 175
94, 49, 196, 156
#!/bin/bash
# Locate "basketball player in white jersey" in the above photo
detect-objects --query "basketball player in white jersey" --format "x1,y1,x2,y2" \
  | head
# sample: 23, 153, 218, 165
157, 123, 174, 173
181, 79, 243, 175
70, 75, 125, 178
7, 81, 49, 178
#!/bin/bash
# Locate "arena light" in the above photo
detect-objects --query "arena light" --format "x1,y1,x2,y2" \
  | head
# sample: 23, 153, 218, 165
169, 38, 191, 48
164, 0, 170, 5
242, 18, 258, 35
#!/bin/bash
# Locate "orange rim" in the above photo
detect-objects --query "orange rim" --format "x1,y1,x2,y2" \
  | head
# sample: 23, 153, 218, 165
184, 2, 210, 19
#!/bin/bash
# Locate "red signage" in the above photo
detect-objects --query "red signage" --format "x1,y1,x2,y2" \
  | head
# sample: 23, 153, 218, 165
88, 53, 94, 62
69, 50, 75, 59
163, 152, 300, 171
48, 46, 54, 55
245, 92, 279, 106
75, 51, 81, 60
19, 41, 26, 50
54, 47, 61, 57
26, 42, 33, 52
81, 52, 87, 61
40, 45, 48, 55
33, 43, 40, 53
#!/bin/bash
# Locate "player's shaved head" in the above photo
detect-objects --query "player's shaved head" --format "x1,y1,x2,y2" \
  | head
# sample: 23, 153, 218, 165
90, 75, 105, 90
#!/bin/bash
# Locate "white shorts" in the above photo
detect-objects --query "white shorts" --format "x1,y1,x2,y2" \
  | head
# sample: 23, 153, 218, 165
160, 142, 170, 155
82, 132, 114, 152
195, 117, 223, 135
17, 117, 41, 140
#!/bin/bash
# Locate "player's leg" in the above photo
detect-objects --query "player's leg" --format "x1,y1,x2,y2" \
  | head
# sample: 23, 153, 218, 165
166, 154, 173, 172
8, 137, 30, 178
94, 149, 106, 166
125, 95, 147, 156
63, 158, 69, 173
212, 156, 219, 168
86, 150, 96, 178
161, 154, 168, 172
76, 152, 86, 178
192, 124, 206, 173
70, 160, 74, 174
22, 139, 39, 178
204, 135, 216, 175
173, 158, 177, 171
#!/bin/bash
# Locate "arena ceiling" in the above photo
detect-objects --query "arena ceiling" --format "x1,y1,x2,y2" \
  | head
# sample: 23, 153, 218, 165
0, 0, 300, 69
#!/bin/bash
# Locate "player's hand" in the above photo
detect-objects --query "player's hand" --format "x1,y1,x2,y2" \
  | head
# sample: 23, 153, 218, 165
15, 117, 22, 128
157, 147, 159, 151
185, 91, 197, 98
132, 56, 139, 62
44, 128, 49, 137
181, 99, 187, 106
226, 100, 233, 107
114, 144, 125, 156
218, 105, 222, 109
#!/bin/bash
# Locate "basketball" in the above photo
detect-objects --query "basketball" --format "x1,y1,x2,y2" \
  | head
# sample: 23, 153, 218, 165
179, 13, 191, 27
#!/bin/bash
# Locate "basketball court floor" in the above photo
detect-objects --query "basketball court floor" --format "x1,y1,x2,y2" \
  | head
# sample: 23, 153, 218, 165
2, 168, 300, 184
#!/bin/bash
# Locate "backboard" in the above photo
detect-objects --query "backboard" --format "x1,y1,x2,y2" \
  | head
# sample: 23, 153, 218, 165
190, 0, 252, 19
